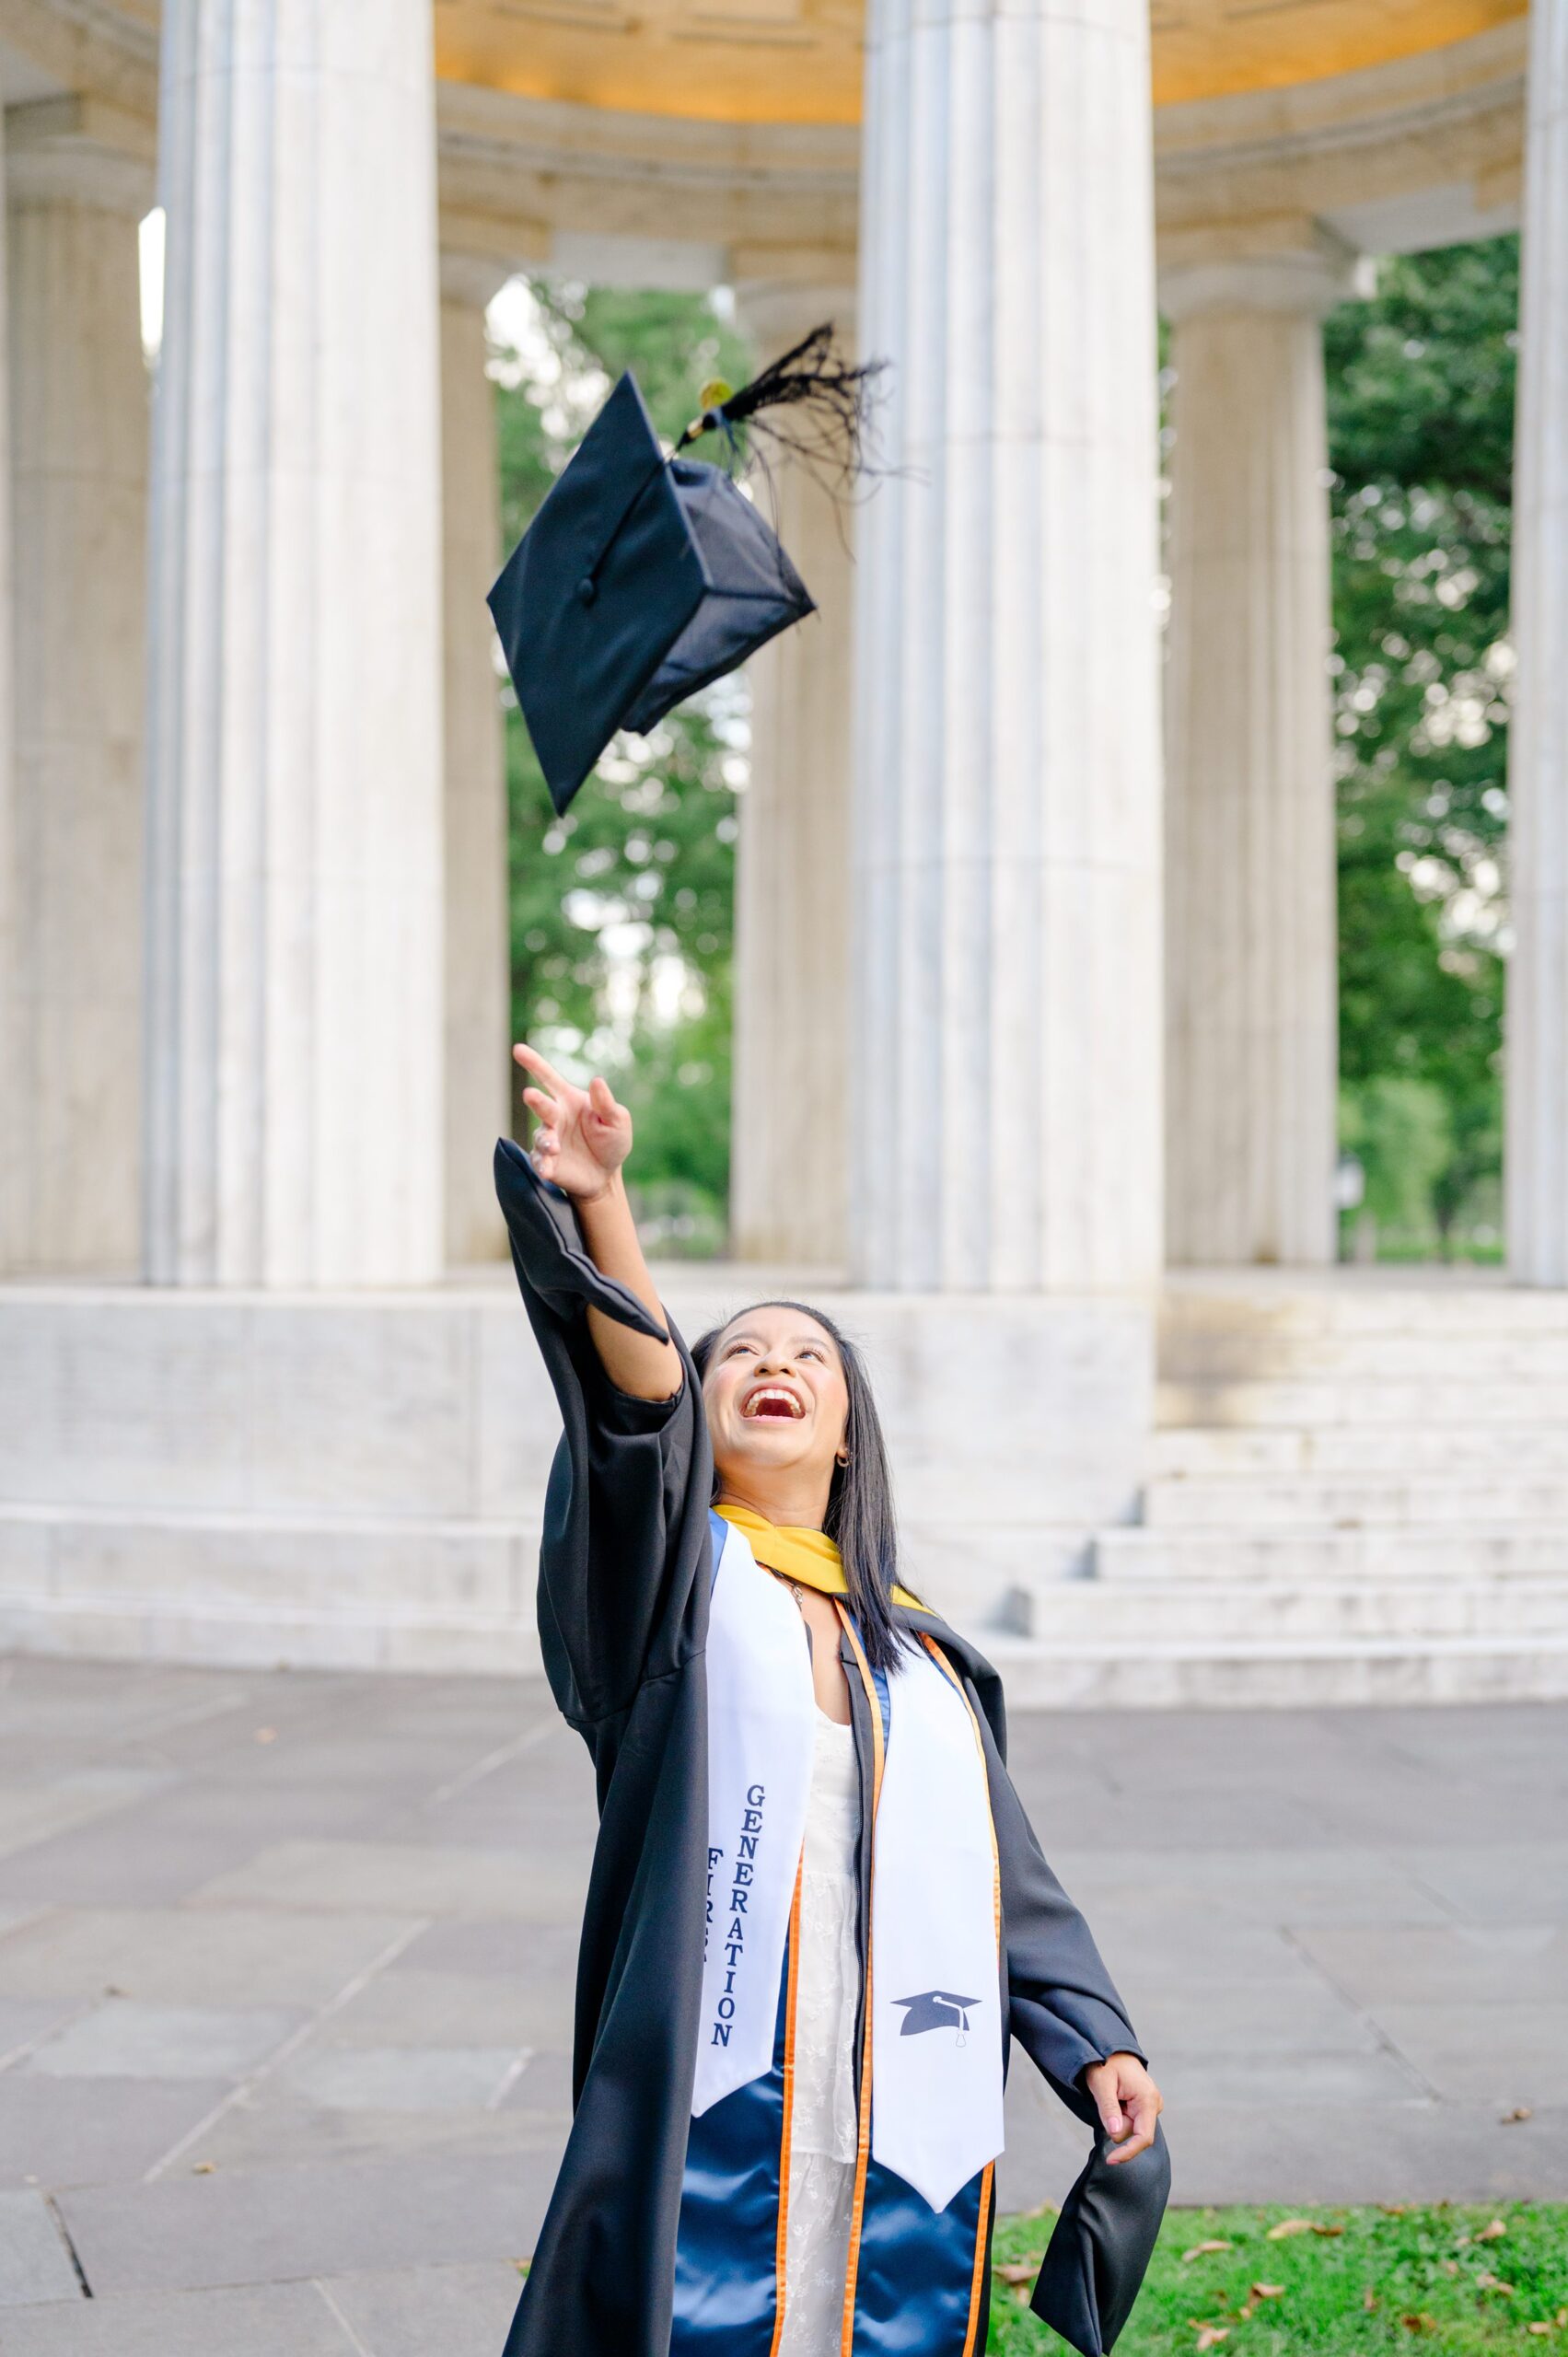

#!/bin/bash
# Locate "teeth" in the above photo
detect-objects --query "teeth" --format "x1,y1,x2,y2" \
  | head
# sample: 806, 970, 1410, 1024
746, 1388, 801, 1419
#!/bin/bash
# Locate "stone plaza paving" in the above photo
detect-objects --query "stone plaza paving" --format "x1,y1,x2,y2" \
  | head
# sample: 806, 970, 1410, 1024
0, 1655, 1563, 2354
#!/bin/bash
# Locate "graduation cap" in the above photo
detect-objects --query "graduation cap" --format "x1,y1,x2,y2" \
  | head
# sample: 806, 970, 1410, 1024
893, 1990, 981, 2039
489, 325, 885, 816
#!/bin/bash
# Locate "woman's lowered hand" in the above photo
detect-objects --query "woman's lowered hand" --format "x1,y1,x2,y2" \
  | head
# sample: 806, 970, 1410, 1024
1083, 2051, 1163, 2165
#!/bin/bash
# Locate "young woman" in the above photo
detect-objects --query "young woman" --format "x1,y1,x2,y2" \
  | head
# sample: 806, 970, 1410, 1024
497, 1042, 1168, 2357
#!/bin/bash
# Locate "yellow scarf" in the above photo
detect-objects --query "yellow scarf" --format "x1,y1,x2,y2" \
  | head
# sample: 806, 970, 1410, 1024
715, 1503, 927, 1612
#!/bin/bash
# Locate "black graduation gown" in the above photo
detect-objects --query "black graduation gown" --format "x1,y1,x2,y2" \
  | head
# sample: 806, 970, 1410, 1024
494, 1137, 1170, 2357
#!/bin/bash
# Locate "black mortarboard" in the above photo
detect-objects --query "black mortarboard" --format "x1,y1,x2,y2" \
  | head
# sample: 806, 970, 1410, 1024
893, 1990, 981, 2037
489, 370, 814, 816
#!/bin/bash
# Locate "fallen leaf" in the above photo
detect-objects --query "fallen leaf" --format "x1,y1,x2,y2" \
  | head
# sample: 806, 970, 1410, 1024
1400, 2314, 1439, 2334
997, 2263, 1036, 2287
1312, 2223, 1345, 2239
1441, 2262, 1461, 2278
1365, 2290, 1379, 2314
1184, 2241, 1233, 2263
1267, 2220, 1317, 2241
1476, 2220, 1508, 2243
1503, 2107, 1534, 2125
1194, 2329, 1229, 2351
190, 2160, 215, 2175
1478, 2274, 1516, 2297
1556, 2311, 1568, 2328
1237, 2305, 1254, 2323
1251, 2284, 1286, 2302
1380, 2204, 1411, 2217
1527, 2325, 1553, 2338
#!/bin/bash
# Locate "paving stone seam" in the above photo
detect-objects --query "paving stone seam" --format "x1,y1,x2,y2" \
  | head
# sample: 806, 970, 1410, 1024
1279, 1917, 1445, 2104
141, 1917, 434, 2183
312, 2274, 377, 2355
415, 1715, 555, 1812
43, 2190, 93, 2300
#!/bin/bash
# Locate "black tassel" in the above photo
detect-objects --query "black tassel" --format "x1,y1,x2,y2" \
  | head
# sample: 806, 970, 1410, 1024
675, 322, 889, 493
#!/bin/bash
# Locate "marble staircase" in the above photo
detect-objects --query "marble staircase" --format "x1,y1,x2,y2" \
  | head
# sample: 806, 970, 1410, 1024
999, 1272, 1568, 1709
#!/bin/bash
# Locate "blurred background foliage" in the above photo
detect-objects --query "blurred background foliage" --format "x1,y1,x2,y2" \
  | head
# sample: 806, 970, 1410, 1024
494, 244, 1517, 1261
495, 285, 750, 1254
1326, 235, 1515, 1260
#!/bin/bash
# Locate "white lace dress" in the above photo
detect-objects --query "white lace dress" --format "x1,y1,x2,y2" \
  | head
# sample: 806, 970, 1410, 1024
778, 1709, 864, 2357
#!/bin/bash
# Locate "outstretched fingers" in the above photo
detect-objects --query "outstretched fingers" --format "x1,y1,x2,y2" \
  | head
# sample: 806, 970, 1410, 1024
513, 1040, 572, 1098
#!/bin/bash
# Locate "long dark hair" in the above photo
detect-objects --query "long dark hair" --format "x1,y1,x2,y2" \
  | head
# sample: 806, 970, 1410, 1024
691, 1299, 909, 1676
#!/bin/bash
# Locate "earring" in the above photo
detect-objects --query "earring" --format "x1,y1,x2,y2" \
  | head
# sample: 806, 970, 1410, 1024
835, 1449, 851, 1467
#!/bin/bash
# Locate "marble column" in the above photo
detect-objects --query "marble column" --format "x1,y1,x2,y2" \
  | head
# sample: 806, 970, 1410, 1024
730, 282, 854, 1269
853, 0, 1164, 1293
0, 87, 14, 1271
6, 101, 153, 1274
1162, 253, 1346, 1268
1507, 0, 1568, 1284
440, 256, 509, 1267
143, 1, 446, 1286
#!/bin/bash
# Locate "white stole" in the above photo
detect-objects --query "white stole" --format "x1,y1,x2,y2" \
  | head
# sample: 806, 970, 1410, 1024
691, 1519, 1004, 2212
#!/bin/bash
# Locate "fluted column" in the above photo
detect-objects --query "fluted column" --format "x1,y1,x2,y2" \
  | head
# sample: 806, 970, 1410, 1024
0, 88, 15, 1270
731, 281, 854, 1268
1163, 252, 1346, 1268
1507, 0, 1568, 1284
853, 0, 1164, 1293
143, 1, 445, 1286
6, 101, 153, 1274
440, 255, 509, 1267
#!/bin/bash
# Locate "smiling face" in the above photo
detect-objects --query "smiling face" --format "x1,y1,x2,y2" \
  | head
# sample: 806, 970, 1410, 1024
702, 1302, 852, 1527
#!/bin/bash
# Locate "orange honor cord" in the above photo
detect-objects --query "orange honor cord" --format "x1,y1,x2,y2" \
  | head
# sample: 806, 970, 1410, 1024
961, 2165, 995, 2357
835, 1605, 885, 2357
767, 1861, 806, 2357
923, 1637, 1005, 2354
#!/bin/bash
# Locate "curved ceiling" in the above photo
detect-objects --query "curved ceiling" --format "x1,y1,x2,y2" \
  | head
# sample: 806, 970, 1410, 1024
432, 0, 1529, 127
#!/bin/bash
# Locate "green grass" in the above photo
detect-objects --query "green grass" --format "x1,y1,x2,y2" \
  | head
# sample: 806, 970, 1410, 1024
989, 2206, 1568, 2357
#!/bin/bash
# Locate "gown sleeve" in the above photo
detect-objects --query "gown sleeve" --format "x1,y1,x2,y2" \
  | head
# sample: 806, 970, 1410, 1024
978, 1698, 1172, 2356
493, 1135, 712, 1735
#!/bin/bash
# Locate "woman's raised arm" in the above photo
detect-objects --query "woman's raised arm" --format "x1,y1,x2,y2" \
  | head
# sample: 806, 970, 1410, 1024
513, 1042, 683, 1402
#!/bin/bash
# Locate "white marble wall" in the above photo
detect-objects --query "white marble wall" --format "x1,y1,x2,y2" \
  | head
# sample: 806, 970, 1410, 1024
141, 0, 446, 1286
853, 0, 1165, 1293
1163, 255, 1344, 1268
1507, 0, 1568, 1284
730, 282, 854, 1271
440, 261, 510, 1268
6, 105, 152, 1276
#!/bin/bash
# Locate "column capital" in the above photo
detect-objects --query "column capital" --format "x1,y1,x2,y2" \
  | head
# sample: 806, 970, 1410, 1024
5, 95, 156, 217
734, 275, 857, 358
1160, 230, 1364, 324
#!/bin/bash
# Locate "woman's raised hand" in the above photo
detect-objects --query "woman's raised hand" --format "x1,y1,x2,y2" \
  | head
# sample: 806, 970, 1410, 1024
515, 1042, 632, 1203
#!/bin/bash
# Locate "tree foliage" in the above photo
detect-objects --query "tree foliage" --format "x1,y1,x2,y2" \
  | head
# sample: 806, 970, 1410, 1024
1324, 238, 1516, 1253
494, 285, 750, 1246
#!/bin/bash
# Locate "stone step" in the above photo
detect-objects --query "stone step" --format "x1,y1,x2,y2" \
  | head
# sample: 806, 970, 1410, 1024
1156, 1376, 1568, 1427
1160, 1280, 1554, 1339
1161, 1331, 1568, 1381
1097, 1525, 1568, 1578
0, 1504, 543, 1675
982, 1631, 1568, 1710
1142, 1473, 1568, 1527
1148, 1422, 1568, 1475
1024, 1571, 1568, 1643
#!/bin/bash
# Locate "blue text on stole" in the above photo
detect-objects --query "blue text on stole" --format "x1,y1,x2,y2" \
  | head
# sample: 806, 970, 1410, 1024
705, 1782, 765, 2046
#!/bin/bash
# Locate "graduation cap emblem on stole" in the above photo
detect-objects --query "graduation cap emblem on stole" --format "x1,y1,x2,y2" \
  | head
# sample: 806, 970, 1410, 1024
893, 1990, 981, 2045
488, 324, 886, 816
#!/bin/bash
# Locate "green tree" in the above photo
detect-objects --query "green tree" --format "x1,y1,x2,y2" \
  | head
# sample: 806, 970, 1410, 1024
494, 284, 751, 1245
1324, 237, 1515, 1256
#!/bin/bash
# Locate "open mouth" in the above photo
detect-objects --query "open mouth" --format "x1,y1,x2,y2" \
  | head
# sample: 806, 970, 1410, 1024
741, 1385, 806, 1422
